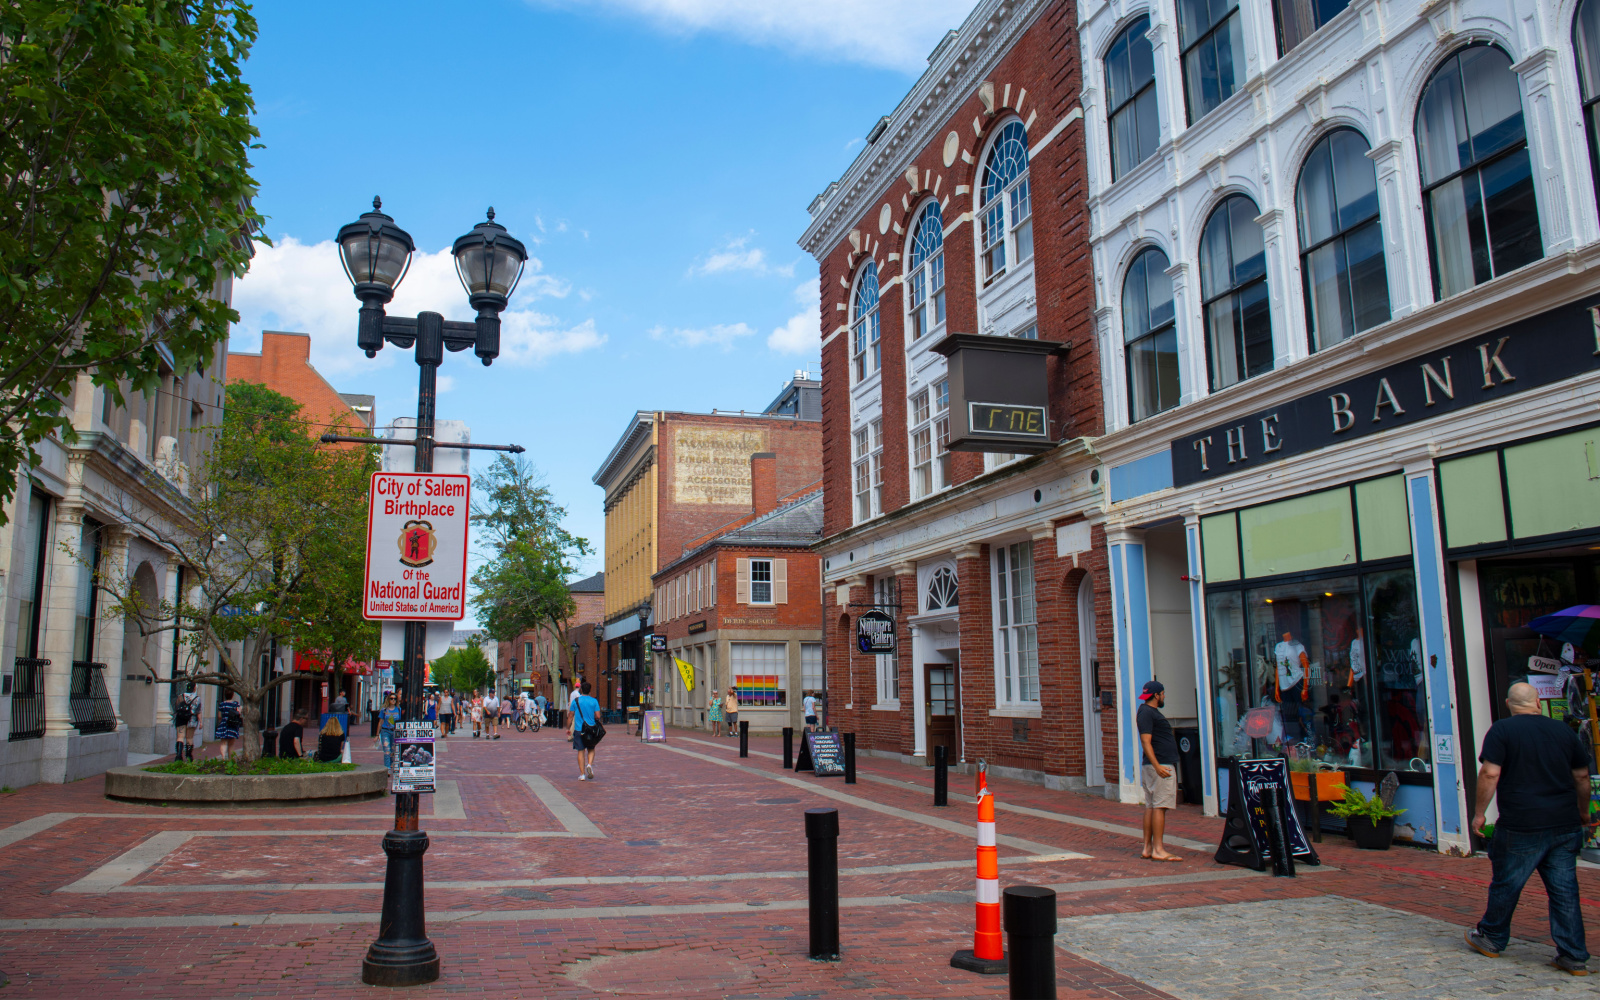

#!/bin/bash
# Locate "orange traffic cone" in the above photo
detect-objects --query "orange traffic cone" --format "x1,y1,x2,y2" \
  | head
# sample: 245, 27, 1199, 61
950, 760, 1008, 974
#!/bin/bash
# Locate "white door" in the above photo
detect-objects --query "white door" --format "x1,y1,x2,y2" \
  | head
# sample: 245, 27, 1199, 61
1079, 577, 1104, 787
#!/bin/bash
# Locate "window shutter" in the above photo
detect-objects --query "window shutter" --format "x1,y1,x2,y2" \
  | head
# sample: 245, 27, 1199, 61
773, 559, 789, 604
736, 558, 750, 603
709, 563, 718, 605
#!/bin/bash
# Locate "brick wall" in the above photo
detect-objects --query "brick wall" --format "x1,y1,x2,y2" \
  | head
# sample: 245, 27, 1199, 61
227, 331, 369, 439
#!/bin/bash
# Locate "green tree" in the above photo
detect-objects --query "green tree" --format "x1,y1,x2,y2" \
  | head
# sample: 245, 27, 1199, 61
101, 383, 377, 762
469, 456, 589, 685
0, 1, 264, 523
429, 643, 492, 695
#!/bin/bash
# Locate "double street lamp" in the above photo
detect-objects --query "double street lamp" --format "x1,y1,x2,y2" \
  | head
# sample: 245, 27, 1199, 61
335, 198, 527, 988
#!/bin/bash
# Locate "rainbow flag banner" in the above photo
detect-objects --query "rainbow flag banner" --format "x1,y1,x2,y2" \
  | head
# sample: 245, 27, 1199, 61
735, 674, 783, 706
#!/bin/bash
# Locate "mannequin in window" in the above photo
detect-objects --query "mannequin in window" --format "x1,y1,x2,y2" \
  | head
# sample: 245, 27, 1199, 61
1274, 631, 1311, 739
1347, 626, 1367, 688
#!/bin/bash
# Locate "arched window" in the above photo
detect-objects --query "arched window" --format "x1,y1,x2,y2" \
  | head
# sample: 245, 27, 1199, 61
1415, 44, 1542, 300
1105, 16, 1159, 180
907, 202, 946, 342
980, 121, 1033, 282
1296, 129, 1389, 351
1178, 0, 1244, 124
1123, 246, 1179, 421
1574, 0, 1600, 214
926, 566, 959, 611
851, 262, 881, 382
1199, 194, 1272, 391
1273, 0, 1351, 56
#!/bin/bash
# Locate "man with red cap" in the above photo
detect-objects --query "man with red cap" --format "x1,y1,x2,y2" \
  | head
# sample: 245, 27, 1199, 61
1138, 679, 1182, 861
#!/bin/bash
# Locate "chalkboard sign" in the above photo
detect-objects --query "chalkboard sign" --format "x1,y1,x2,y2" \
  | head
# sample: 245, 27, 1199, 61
1215, 758, 1319, 871
795, 731, 845, 776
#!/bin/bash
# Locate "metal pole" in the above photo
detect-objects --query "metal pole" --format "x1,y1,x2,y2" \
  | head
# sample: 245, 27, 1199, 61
1003, 886, 1058, 999
739, 719, 749, 758
783, 727, 793, 770
934, 744, 949, 806
1262, 786, 1294, 878
363, 312, 442, 987
843, 732, 856, 784
805, 807, 840, 960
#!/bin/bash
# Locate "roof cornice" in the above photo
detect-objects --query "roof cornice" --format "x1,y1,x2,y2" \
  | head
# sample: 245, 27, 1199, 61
592, 411, 654, 488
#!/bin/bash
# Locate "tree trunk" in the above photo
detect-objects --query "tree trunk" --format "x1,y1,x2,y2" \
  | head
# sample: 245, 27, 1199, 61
237, 695, 263, 765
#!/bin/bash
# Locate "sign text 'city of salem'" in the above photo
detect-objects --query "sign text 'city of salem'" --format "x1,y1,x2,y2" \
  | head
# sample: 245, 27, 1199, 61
362, 472, 471, 621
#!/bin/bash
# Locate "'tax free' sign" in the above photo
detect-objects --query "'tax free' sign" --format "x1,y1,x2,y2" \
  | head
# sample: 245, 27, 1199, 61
363, 472, 471, 621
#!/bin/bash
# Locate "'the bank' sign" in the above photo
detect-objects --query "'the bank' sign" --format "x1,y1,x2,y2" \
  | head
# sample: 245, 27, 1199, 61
363, 472, 471, 621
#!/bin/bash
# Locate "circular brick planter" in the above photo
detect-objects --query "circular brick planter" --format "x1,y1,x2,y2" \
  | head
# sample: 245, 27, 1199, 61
104, 763, 388, 807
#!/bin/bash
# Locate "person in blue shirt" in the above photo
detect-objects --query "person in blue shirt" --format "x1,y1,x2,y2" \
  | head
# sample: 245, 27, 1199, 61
379, 692, 402, 768
569, 681, 603, 781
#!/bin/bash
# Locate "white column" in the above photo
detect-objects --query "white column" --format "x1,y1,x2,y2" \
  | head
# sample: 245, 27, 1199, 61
1253, 207, 1298, 370
151, 562, 179, 731
1366, 139, 1423, 319
1105, 525, 1150, 805
95, 527, 132, 728
1183, 514, 1219, 816
37, 499, 84, 783
1512, 46, 1587, 254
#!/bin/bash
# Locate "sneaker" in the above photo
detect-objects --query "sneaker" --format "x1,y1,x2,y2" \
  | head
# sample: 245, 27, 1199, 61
1551, 955, 1589, 976
578, 774, 588, 781
1465, 929, 1501, 958
586, 765, 595, 779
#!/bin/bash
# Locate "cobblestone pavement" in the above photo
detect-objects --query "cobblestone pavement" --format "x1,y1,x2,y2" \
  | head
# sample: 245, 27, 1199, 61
0, 727, 1596, 997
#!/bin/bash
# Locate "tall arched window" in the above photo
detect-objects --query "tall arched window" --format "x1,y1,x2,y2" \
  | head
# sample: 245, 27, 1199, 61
851, 261, 880, 382
1574, 0, 1600, 214
1122, 247, 1179, 421
1105, 16, 1159, 180
980, 121, 1033, 283
1199, 195, 1273, 391
1297, 129, 1389, 351
907, 202, 946, 341
1178, 0, 1244, 124
1416, 44, 1543, 300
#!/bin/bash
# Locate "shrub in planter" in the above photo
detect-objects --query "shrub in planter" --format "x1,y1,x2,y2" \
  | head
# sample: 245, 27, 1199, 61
1329, 787, 1405, 850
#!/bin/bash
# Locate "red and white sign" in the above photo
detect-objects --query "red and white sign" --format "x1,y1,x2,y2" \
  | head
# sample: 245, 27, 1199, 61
362, 472, 471, 621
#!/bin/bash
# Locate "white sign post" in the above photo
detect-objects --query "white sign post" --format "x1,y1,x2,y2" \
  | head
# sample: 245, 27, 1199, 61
363, 472, 471, 622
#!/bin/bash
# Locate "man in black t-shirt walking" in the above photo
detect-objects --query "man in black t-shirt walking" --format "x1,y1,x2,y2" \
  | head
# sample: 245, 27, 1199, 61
1467, 682, 1592, 975
1137, 680, 1182, 862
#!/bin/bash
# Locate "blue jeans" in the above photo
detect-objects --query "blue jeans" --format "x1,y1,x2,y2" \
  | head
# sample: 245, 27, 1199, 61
379, 729, 394, 768
1477, 824, 1589, 961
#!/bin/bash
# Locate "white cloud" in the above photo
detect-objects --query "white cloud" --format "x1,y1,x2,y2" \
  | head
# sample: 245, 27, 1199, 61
689, 234, 794, 278
529, 0, 974, 71
768, 280, 820, 354
230, 236, 595, 374
435, 374, 456, 393
650, 322, 754, 350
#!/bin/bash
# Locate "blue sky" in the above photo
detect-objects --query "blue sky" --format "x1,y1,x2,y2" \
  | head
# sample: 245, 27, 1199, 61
231, 0, 973, 616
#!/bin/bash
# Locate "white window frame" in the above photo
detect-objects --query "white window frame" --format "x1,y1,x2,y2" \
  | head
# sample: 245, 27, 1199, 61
730, 641, 788, 707
851, 262, 881, 383
978, 121, 1034, 285
749, 558, 774, 605
853, 419, 883, 523
992, 541, 1039, 706
906, 201, 946, 343
908, 379, 952, 500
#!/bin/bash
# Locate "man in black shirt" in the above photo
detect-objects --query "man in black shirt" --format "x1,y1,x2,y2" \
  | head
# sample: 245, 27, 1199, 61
1137, 680, 1181, 862
1467, 682, 1591, 975
277, 711, 307, 759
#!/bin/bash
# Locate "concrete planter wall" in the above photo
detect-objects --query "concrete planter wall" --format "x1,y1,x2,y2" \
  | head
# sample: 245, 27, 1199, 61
104, 763, 387, 806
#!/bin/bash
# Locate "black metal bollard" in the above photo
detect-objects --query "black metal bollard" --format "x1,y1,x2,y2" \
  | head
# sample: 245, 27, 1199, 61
739, 719, 749, 758
843, 732, 856, 784
1262, 787, 1295, 877
1003, 886, 1057, 999
783, 727, 794, 770
933, 745, 949, 806
805, 808, 841, 960
361, 830, 440, 985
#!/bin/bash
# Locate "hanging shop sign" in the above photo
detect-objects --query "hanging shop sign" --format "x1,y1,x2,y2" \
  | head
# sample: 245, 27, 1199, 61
932, 332, 1068, 454
363, 472, 471, 621
649, 634, 667, 653
618, 658, 637, 672
674, 656, 696, 691
1171, 295, 1600, 487
856, 609, 896, 654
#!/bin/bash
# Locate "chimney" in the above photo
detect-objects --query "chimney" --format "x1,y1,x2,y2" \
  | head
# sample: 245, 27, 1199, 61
750, 452, 778, 518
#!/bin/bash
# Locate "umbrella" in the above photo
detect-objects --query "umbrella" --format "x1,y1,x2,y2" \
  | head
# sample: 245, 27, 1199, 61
1527, 605, 1600, 657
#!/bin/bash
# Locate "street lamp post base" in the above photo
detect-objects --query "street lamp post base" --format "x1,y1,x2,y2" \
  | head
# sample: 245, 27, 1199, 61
361, 829, 440, 987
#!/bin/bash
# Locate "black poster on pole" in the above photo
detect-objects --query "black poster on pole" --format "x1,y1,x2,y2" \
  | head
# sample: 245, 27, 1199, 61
1214, 758, 1320, 870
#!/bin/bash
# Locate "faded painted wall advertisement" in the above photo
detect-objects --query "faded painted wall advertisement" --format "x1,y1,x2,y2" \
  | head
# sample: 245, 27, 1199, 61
673, 427, 766, 504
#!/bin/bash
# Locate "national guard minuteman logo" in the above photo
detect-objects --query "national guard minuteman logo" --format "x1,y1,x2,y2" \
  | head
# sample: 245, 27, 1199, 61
397, 519, 437, 568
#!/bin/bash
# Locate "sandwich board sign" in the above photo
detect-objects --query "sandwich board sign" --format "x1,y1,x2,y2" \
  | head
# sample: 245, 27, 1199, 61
363, 472, 471, 621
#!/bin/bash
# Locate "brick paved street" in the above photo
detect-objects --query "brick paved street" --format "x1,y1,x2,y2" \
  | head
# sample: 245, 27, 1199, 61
1, 727, 1598, 998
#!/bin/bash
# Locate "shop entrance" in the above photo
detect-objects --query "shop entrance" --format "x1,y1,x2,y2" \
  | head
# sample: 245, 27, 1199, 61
1477, 552, 1600, 722
924, 661, 959, 763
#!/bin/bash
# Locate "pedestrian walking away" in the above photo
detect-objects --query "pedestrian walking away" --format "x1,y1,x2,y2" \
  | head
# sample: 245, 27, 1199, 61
379, 693, 401, 768
438, 690, 454, 737
708, 686, 724, 736
803, 691, 819, 732
500, 694, 513, 732
214, 690, 243, 759
1467, 681, 1592, 975
724, 687, 739, 738
173, 681, 203, 762
277, 710, 308, 759
571, 680, 604, 780
568, 680, 583, 731
1137, 680, 1182, 862
331, 689, 350, 715
484, 690, 501, 740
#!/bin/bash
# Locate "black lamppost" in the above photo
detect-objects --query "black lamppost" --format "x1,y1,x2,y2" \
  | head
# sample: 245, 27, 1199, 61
335, 198, 527, 988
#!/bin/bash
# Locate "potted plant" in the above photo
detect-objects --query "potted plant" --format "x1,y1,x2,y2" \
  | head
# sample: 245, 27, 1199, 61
1287, 757, 1347, 802
1329, 786, 1406, 849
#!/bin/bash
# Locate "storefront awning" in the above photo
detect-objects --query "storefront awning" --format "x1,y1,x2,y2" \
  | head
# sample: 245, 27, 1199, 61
603, 615, 641, 641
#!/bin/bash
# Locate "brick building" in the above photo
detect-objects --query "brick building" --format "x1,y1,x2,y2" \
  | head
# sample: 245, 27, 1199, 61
495, 571, 605, 706
592, 376, 822, 709
649, 454, 823, 733
798, 0, 1115, 791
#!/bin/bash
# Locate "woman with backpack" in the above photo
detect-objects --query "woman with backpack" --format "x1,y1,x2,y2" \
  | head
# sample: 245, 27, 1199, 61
570, 680, 604, 780
173, 681, 203, 761
214, 690, 243, 759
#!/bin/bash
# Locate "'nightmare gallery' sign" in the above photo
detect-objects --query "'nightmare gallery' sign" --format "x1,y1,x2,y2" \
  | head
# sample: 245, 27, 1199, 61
1170, 295, 1600, 487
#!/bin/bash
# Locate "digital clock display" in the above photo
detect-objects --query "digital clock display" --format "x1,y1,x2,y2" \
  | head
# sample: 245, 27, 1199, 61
967, 402, 1048, 438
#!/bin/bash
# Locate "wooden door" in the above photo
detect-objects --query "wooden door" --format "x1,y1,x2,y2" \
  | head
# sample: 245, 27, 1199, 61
924, 663, 958, 763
